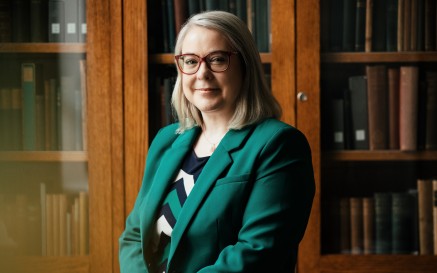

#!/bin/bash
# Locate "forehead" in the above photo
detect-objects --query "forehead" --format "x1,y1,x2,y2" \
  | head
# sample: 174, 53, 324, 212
181, 26, 231, 53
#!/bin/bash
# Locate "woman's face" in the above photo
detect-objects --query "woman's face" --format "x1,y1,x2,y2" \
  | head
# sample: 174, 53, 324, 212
179, 26, 243, 118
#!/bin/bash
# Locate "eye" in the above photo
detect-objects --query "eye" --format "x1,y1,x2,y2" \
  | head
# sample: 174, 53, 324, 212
208, 54, 227, 65
183, 56, 199, 66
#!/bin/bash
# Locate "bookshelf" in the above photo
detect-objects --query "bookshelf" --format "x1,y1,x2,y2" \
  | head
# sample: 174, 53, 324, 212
308, 0, 437, 272
0, 0, 123, 273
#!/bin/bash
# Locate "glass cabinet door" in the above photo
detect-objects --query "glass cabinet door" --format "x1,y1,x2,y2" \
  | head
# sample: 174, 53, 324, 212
0, 0, 89, 270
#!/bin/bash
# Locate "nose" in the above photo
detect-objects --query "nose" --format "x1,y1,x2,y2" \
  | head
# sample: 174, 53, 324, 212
196, 60, 212, 80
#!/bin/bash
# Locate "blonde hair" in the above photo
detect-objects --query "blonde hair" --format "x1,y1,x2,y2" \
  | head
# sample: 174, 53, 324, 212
171, 10, 282, 133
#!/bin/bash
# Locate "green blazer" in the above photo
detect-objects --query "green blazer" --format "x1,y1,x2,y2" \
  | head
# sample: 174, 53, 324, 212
119, 118, 315, 273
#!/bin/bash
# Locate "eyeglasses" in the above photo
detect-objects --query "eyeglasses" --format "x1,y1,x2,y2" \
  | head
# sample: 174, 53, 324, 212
174, 51, 238, 75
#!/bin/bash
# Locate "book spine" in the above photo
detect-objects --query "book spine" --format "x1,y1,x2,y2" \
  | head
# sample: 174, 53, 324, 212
340, 197, 351, 253
417, 179, 434, 254
10, 88, 22, 150
355, 0, 366, 51
388, 67, 400, 149
391, 192, 414, 253
425, 71, 437, 150
364, 0, 373, 52
21, 63, 37, 150
11, 0, 30, 42
374, 192, 392, 254
366, 65, 389, 150
397, 0, 405, 51
433, 180, 437, 254
173, 0, 188, 35
0, 0, 12, 42
342, 0, 356, 52
386, 0, 398, 51
399, 66, 419, 151
30, 0, 48, 42
362, 197, 374, 254
78, 0, 86, 42
48, 0, 65, 42
64, 0, 79, 42
348, 75, 370, 149
350, 197, 363, 254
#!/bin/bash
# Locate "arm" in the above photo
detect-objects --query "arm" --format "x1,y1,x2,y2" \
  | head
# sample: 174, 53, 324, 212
199, 127, 315, 273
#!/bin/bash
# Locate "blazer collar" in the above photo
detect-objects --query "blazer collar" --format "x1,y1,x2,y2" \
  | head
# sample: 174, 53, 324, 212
168, 125, 254, 263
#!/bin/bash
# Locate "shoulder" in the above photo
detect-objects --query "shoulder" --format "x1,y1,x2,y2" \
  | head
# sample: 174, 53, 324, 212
252, 118, 306, 141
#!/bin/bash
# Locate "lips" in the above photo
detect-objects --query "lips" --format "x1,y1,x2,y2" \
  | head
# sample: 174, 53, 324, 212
196, 88, 219, 91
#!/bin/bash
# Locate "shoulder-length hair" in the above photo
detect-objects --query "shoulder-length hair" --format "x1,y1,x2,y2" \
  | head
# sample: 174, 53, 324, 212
171, 10, 282, 133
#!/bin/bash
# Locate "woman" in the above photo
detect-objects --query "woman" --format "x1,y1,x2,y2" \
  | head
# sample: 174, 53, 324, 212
119, 11, 315, 273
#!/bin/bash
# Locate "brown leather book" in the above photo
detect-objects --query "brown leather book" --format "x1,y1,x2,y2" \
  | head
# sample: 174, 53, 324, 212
400, 66, 419, 151
350, 197, 364, 254
425, 71, 437, 150
417, 179, 433, 254
366, 65, 388, 150
388, 67, 400, 149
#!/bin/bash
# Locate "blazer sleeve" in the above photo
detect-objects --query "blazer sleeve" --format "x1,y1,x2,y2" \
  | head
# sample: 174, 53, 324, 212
198, 126, 315, 273
118, 198, 149, 273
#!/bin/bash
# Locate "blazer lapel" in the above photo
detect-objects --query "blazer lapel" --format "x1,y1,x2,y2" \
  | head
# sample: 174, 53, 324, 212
140, 127, 200, 245
168, 126, 253, 263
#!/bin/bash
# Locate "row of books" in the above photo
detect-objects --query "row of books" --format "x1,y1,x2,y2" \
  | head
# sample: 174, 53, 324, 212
0, 185, 88, 256
149, 0, 271, 53
324, 179, 437, 255
0, 0, 86, 43
324, 65, 437, 151
322, 0, 437, 52
0, 61, 87, 151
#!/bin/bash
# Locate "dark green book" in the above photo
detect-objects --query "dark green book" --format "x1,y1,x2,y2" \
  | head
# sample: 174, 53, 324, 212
391, 192, 415, 254
342, 0, 356, 51
374, 192, 392, 254
354, 0, 366, 51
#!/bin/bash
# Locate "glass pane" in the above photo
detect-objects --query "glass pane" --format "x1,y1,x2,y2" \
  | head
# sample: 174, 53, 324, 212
0, 0, 88, 269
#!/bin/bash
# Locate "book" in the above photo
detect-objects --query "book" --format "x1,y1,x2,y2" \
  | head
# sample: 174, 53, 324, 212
424, 0, 436, 51
433, 180, 437, 254
362, 197, 374, 254
391, 192, 415, 253
374, 192, 392, 254
364, 0, 373, 52
48, 0, 65, 42
417, 179, 433, 254
60, 75, 81, 150
79, 191, 88, 255
174, 0, 188, 35
78, 0, 86, 42
21, 63, 41, 150
386, 0, 398, 51
64, 0, 79, 42
187, 0, 200, 15
79, 60, 87, 151
10, 88, 22, 150
388, 67, 400, 149
355, 0, 366, 51
366, 65, 388, 150
397, 0, 405, 51
342, 0, 356, 52
425, 71, 437, 150
372, 0, 387, 51
348, 75, 369, 149
46, 194, 54, 255
11, 0, 30, 42
327, 99, 346, 150
166, 0, 176, 52
40, 183, 47, 256
399, 66, 419, 151
350, 197, 363, 254
254, 0, 270, 52
340, 197, 351, 253
0, 0, 12, 42
30, 0, 48, 42
403, 0, 412, 51
416, 0, 425, 51
410, 0, 419, 51
330, 0, 344, 51
0, 88, 11, 150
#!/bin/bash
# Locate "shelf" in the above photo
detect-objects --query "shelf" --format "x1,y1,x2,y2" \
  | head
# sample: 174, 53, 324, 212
321, 254, 437, 273
321, 52, 437, 63
0, 43, 86, 53
0, 256, 88, 273
0, 151, 88, 162
323, 150, 437, 161
149, 52, 272, 64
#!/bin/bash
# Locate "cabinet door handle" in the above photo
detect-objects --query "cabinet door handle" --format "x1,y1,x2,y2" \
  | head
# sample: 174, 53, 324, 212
297, 92, 308, 102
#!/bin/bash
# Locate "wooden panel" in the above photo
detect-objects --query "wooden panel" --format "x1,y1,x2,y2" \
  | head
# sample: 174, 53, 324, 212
296, 0, 321, 272
322, 52, 437, 63
87, 0, 118, 272
271, 0, 296, 126
109, 0, 125, 273
123, 0, 149, 216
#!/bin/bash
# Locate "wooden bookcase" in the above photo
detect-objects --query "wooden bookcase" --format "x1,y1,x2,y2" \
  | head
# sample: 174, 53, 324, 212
0, 0, 124, 273
299, 0, 437, 273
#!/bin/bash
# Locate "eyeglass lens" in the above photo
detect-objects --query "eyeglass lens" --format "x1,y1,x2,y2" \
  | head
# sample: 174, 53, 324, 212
177, 51, 231, 74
